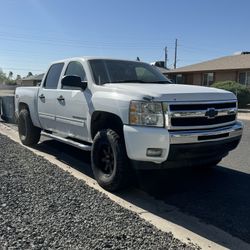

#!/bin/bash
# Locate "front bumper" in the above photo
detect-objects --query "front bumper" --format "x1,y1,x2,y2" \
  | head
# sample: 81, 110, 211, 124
123, 121, 243, 166
123, 125, 170, 163
169, 121, 243, 144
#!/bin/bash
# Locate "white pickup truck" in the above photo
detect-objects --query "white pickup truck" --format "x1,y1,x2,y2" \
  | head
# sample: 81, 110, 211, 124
15, 57, 243, 191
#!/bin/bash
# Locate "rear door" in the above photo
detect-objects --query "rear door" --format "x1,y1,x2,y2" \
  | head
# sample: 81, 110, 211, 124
37, 63, 64, 131
55, 61, 90, 140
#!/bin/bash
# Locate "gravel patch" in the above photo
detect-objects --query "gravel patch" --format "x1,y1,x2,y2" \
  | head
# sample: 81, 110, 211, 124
0, 134, 200, 249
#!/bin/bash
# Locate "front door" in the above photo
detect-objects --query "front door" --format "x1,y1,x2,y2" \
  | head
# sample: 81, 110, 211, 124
55, 61, 90, 140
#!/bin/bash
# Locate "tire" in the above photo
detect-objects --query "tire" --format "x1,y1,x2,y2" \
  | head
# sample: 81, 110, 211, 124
203, 158, 222, 168
91, 129, 130, 192
18, 109, 41, 146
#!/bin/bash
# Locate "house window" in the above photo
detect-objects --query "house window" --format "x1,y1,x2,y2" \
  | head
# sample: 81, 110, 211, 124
176, 74, 184, 84
202, 73, 214, 86
239, 72, 250, 86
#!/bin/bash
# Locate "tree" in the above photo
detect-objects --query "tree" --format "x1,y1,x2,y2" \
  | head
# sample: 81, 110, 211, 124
8, 71, 13, 80
16, 74, 21, 80
0, 68, 7, 84
27, 72, 33, 77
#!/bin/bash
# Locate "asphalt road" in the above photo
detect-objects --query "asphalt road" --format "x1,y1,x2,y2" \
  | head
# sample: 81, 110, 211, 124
3, 119, 250, 246
138, 120, 250, 244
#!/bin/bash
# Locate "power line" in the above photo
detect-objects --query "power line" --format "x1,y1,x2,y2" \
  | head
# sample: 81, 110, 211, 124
178, 44, 234, 54
0, 33, 174, 50
0, 30, 175, 47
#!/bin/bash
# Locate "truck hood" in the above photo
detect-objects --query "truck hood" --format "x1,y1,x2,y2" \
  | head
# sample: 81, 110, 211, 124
104, 83, 236, 102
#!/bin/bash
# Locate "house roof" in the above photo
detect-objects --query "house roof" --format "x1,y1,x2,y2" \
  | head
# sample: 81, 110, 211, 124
168, 54, 250, 73
22, 73, 44, 81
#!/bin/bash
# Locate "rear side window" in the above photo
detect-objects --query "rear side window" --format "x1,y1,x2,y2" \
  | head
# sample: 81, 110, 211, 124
43, 63, 64, 89
65, 61, 86, 81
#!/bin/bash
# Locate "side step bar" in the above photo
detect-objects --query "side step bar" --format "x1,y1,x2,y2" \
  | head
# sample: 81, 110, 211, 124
41, 131, 92, 151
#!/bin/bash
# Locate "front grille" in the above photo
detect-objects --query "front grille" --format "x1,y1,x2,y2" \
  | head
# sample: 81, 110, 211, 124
168, 101, 237, 130
169, 102, 236, 111
171, 115, 236, 126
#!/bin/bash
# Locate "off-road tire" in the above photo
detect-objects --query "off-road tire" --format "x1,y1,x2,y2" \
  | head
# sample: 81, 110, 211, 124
18, 109, 41, 146
203, 158, 222, 168
91, 129, 130, 192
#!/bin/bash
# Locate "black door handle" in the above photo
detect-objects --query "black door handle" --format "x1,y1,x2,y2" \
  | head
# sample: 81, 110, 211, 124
39, 94, 45, 99
57, 95, 65, 101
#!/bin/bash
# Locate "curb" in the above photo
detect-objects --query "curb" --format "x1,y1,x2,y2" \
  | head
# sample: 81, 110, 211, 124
238, 109, 250, 113
2, 123, 250, 250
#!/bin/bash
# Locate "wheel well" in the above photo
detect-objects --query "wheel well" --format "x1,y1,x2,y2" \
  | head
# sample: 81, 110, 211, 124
91, 111, 124, 139
19, 103, 30, 113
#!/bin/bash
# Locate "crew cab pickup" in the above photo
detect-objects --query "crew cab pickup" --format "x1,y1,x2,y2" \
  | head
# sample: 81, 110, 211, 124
15, 57, 243, 191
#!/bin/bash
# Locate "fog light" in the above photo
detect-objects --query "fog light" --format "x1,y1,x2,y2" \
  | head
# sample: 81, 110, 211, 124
146, 148, 163, 157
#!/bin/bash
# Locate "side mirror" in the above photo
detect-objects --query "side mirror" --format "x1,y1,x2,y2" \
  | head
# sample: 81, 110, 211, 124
61, 75, 87, 90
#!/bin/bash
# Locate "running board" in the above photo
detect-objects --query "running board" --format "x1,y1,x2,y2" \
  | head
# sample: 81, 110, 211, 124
41, 131, 92, 151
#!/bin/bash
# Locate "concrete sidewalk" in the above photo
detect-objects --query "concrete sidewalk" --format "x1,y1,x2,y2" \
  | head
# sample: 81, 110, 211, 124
238, 112, 250, 120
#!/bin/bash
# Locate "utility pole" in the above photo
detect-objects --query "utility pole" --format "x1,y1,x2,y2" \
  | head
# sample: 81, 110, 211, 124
164, 46, 168, 68
174, 38, 178, 69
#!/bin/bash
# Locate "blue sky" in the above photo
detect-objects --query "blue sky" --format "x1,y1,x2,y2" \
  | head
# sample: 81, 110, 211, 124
0, 0, 250, 77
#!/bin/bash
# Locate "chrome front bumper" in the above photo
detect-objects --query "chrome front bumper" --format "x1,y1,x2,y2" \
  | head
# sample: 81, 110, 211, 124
169, 121, 243, 144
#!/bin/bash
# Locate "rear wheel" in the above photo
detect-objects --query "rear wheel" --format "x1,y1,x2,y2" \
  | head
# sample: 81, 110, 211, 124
18, 109, 41, 146
91, 129, 130, 192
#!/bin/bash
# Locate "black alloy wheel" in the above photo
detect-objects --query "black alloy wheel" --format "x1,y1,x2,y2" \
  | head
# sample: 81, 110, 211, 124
91, 129, 131, 192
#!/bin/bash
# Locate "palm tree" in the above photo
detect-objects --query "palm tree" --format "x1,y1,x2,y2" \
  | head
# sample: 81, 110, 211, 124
16, 74, 21, 80
8, 71, 13, 80
27, 72, 33, 77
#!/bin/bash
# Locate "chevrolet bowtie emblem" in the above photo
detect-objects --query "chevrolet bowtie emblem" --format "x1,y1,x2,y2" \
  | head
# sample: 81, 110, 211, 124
205, 108, 218, 119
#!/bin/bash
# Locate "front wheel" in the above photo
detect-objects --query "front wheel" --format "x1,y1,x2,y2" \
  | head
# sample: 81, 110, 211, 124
203, 158, 222, 168
91, 129, 130, 192
18, 109, 41, 146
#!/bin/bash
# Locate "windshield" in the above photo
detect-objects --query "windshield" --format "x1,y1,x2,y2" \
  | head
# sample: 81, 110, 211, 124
89, 59, 171, 85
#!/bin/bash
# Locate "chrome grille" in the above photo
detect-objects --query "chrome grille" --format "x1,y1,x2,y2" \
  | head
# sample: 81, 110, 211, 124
167, 101, 237, 130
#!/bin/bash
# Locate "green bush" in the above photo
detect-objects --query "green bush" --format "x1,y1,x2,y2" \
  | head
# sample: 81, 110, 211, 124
211, 81, 250, 108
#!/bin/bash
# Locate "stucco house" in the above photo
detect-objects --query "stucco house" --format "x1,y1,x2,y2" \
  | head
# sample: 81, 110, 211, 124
167, 52, 250, 87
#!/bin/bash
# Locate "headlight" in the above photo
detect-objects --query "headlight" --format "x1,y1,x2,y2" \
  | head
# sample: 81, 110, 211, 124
129, 101, 164, 127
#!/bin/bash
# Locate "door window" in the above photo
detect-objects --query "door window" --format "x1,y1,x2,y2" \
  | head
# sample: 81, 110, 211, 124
65, 61, 86, 81
43, 63, 64, 89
